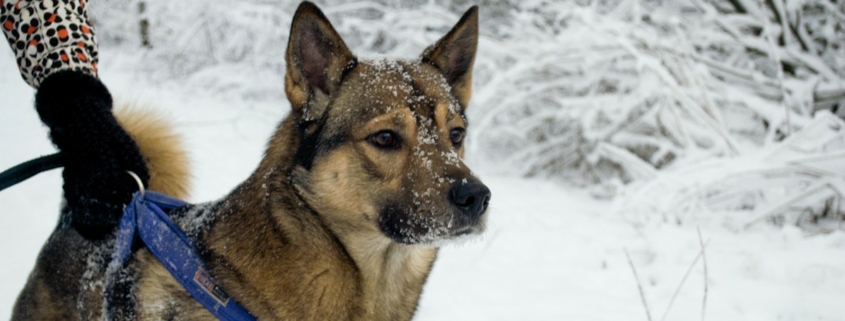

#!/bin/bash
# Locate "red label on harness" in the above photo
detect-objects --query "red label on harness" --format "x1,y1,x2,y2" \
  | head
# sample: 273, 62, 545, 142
193, 268, 231, 306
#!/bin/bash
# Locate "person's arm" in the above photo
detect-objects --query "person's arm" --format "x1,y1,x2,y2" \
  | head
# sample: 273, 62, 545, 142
2, 0, 150, 239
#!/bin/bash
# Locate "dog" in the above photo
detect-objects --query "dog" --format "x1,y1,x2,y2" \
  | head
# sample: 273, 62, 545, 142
12, 2, 489, 320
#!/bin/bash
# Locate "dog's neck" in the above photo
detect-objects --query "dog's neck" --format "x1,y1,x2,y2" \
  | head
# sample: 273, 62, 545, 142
330, 228, 438, 320
284, 167, 440, 320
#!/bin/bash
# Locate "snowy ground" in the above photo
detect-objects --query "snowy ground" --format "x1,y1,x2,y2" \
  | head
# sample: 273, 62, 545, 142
3, 2, 845, 320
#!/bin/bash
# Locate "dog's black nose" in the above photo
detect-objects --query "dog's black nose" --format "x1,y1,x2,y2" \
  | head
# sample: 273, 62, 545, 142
449, 180, 491, 219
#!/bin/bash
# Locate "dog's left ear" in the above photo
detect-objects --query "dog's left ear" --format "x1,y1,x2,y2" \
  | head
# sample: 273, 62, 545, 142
285, 2, 355, 119
421, 6, 479, 108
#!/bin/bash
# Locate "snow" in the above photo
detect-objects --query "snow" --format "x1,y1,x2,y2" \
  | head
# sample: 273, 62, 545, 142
3, 0, 845, 320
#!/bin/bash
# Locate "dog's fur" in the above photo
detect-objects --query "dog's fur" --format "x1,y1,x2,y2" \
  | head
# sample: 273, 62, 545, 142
12, 2, 488, 320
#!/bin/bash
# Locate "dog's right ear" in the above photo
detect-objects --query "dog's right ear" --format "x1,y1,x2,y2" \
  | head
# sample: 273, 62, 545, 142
285, 1, 355, 119
421, 6, 478, 109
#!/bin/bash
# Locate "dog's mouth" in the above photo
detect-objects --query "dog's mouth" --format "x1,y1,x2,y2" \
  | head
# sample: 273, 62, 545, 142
378, 204, 487, 245
454, 226, 473, 237
450, 223, 484, 239
432, 215, 487, 246
446, 223, 485, 245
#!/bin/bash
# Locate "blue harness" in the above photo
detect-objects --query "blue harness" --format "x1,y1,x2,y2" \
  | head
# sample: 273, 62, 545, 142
109, 191, 256, 321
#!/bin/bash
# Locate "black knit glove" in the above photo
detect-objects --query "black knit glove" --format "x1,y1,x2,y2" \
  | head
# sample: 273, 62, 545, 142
36, 70, 149, 238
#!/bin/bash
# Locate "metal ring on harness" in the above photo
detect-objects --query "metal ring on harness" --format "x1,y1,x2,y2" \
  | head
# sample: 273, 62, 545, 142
126, 170, 145, 196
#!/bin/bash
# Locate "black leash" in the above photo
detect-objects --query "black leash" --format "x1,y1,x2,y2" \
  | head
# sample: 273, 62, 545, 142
0, 153, 64, 192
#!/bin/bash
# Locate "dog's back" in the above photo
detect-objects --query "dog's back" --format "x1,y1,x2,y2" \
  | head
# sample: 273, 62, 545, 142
12, 106, 190, 321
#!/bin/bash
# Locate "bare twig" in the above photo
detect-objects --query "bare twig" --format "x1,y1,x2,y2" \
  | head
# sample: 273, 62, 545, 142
697, 227, 709, 321
658, 239, 711, 321
764, 0, 790, 46
625, 249, 654, 321
138, 1, 151, 48
726, 0, 749, 13
811, 0, 845, 22
790, 12, 812, 52
756, 0, 793, 135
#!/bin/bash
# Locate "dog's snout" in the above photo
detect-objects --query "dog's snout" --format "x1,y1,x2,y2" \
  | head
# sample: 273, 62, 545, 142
449, 180, 491, 219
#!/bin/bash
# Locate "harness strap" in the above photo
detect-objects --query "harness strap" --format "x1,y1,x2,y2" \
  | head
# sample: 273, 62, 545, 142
110, 191, 256, 321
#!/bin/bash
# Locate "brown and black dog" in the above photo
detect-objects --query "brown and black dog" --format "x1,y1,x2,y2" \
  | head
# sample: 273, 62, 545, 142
12, 2, 489, 320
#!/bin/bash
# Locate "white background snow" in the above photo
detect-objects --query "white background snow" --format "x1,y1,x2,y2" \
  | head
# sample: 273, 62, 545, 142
2, 0, 845, 320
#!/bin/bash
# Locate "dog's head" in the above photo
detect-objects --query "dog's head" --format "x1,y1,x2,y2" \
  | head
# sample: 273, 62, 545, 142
284, 2, 489, 245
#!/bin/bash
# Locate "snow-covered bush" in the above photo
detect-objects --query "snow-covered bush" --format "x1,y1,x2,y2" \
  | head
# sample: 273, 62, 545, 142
616, 110, 845, 232
469, 0, 845, 188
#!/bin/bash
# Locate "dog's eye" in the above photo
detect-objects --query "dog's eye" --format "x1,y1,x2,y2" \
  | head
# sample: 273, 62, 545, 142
450, 128, 465, 146
369, 130, 400, 149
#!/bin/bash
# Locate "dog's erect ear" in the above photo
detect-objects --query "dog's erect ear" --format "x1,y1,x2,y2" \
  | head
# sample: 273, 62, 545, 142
285, 2, 355, 116
421, 6, 479, 108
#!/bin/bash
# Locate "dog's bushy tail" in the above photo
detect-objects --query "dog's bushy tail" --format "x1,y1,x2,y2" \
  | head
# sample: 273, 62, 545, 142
115, 106, 191, 200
